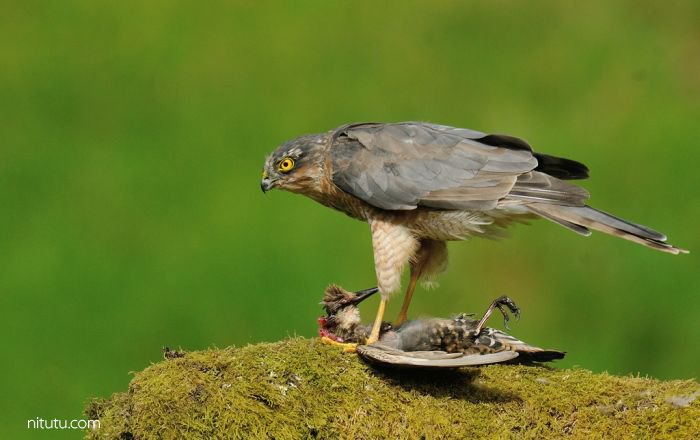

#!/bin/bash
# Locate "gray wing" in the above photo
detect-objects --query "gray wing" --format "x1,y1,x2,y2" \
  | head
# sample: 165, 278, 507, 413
357, 343, 519, 369
330, 122, 587, 211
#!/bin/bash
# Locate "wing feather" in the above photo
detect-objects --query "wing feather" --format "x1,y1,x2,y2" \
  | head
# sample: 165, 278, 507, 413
330, 122, 539, 210
507, 172, 590, 206
357, 344, 519, 368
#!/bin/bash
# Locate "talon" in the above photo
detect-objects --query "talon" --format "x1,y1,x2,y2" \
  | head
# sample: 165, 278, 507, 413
492, 295, 521, 329
499, 295, 521, 319
496, 303, 511, 329
320, 336, 358, 353
475, 295, 522, 334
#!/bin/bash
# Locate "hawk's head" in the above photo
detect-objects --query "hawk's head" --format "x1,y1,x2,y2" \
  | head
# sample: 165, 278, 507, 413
261, 133, 326, 193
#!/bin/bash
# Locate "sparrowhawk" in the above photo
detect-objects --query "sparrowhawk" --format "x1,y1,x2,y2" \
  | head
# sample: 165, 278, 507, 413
261, 122, 686, 345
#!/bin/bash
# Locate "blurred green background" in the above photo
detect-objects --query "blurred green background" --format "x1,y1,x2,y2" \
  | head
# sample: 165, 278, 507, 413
1, 1, 699, 438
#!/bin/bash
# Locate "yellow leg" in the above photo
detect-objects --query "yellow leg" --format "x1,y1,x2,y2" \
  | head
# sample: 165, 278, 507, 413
320, 336, 358, 353
366, 298, 387, 345
395, 268, 421, 326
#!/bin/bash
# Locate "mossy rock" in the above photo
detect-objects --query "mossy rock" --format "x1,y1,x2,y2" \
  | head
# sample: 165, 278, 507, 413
85, 338, 699, 439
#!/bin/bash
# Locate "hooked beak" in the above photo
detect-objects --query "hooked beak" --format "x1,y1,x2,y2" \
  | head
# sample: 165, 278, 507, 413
260, 178, 274, 193
347, 287, 379, 306
260, 169, 277, 193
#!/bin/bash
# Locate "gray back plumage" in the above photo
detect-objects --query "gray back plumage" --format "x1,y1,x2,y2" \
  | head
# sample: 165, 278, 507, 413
330, 122, 588, 211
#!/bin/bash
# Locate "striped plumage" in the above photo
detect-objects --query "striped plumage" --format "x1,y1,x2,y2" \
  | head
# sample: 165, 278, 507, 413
318, 285, 564, 367
388, 316, 564, 363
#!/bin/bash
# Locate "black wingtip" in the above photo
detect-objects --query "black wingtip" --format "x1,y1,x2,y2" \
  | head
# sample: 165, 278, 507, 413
534, 153, 589, 180
478, 134, 533, 152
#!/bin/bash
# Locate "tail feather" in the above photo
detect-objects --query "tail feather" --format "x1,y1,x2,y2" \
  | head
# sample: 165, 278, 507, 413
514, 349, 566, 363
528, 204, 687, 254
480, 328, 565, 363
527, 205, 592, 237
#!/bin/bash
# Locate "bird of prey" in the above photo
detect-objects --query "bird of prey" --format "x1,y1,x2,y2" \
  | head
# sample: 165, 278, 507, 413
318, 285, 564, 368
261, 122, 686, 345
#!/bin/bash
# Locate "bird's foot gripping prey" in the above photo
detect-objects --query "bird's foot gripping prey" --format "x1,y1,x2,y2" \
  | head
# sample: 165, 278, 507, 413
318, 336, 358, 353
318, 285, 565, 368
262, 122, 688, 343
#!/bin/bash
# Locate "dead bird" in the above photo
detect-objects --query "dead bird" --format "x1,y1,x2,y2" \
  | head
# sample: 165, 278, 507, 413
318, 284, 565, 368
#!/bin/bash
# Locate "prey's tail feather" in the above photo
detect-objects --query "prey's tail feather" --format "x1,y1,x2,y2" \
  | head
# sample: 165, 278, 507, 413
513, 349, 567, 363
479, 328, 565, 363
528, 203, 688, 255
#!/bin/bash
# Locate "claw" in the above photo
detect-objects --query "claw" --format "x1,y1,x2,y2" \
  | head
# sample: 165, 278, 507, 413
496, 303, 511, 329
492, 295, 520, 329
475, 295, 522, 334
497, 295, 521, 320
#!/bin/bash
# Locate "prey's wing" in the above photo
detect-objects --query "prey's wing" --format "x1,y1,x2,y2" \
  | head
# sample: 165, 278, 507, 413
330, 122, 589, 210
357, 343, 519, 369
330, 122, 538, 211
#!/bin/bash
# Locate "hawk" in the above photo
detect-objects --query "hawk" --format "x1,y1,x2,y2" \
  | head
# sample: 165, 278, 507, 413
261, 122, 686, 345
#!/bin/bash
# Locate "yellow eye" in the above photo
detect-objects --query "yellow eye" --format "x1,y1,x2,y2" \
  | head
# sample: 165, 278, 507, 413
278, 157, 295, 173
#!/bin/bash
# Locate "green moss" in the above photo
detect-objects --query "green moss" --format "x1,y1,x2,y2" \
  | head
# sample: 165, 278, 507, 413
85, 338, 700, 439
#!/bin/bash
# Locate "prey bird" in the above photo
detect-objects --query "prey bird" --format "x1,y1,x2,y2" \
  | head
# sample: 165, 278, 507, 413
318, 285, 565, 368
261, 122, 686, 345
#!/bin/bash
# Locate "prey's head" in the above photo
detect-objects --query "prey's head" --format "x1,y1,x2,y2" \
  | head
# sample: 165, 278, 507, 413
261, 133, 327, 194
317, 285, 378, 342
